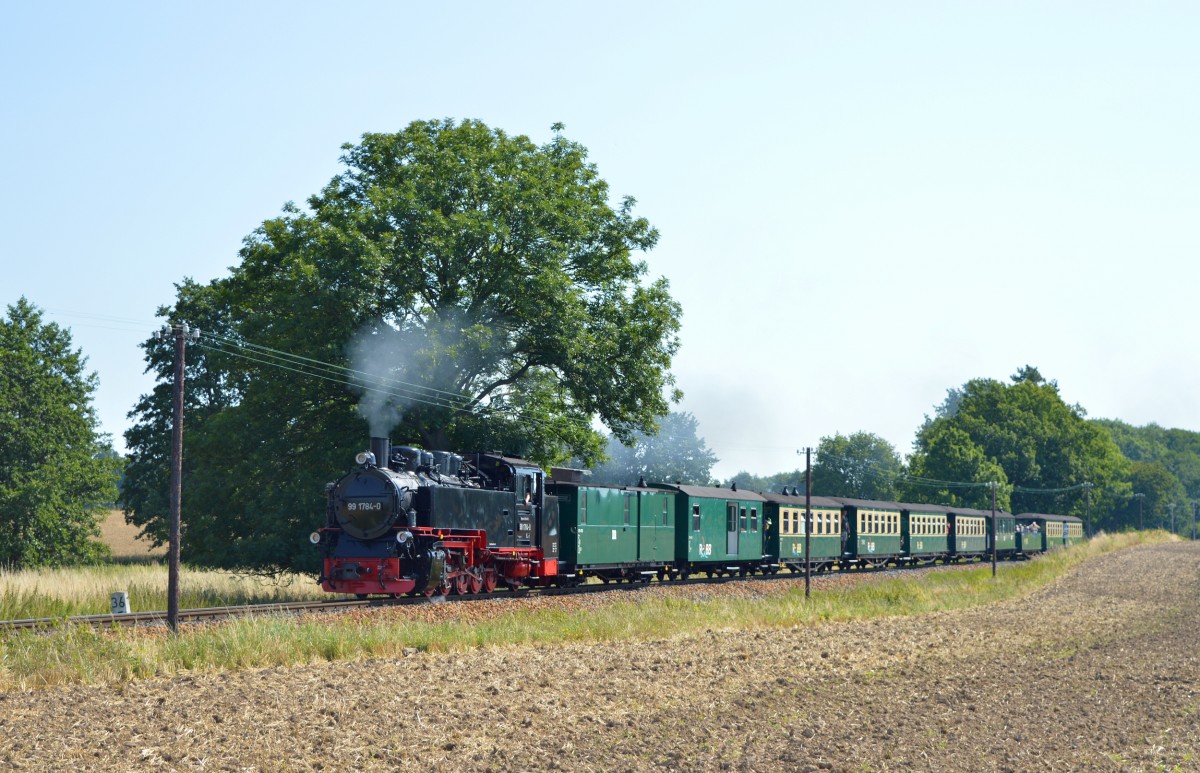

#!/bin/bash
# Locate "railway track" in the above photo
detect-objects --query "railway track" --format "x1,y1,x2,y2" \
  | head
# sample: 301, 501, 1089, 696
0, 559, 991, 632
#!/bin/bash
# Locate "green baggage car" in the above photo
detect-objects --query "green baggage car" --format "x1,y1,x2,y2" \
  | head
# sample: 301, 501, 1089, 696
652, 484, 767, 577
552, 479, 677, 582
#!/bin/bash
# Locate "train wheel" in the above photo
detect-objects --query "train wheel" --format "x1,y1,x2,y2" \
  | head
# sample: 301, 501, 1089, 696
482, 570, 498, 593
453, 572, 470, 595
468, 571, 483, 594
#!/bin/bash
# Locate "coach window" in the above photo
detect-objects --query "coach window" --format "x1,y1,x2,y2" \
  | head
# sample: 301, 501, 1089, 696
663, 498, 669, 527
751, 508, 758, 532
692, 504, 701, 532
580, 492, 588, 525
740, 508, 748, 532
623, 495, 630, 527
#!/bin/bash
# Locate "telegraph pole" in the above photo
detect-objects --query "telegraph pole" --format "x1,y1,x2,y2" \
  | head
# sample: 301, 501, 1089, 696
804, 447, 812, 600
1083, 482, 1092, 538
990, 481, 997, 578
157, 323, 199, 634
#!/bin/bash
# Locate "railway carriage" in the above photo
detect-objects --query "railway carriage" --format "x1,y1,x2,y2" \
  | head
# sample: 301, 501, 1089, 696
947, 509, 988, 559
834, 498, 904, 568
1019, 513, 1084, 551
901, 504, 950, 565
551, 473, 677, 582
1014, 515, 1046, 555
651, 484, 767, 577
761, 492, 845, 572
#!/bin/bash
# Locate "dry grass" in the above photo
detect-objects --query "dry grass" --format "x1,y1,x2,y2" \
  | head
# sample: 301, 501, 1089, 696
95, 509, 166, 561
0, 563, 326, 620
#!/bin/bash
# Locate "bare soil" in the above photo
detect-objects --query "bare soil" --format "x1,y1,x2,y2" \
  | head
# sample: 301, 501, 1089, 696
2, 543, 1197, 772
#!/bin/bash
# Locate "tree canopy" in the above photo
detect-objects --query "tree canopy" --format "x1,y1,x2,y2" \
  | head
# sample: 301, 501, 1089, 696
0, 298, 120, 567
811, 432, 903, 500
122, 119, 682, 572
909, 370, 1129, 519
587, 411, 717, 486
1094, 419, 1199, 532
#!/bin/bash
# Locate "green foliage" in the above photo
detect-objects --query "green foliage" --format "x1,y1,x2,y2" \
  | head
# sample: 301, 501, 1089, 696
725, 469, 807, 495
0, 298, 120, 567
1094, 419, 1200, 528
587, 411, 718, 486
121, 119, 681, 573
904, 423, 1009, 510
909, 370, 1130, 520
811, 432, 903, 500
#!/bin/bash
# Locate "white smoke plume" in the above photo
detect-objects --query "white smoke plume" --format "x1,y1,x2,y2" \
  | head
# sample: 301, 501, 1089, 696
346, 315, 483, 438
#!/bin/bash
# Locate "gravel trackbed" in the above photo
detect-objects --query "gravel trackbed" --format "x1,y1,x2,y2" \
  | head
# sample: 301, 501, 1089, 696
2, 542, 1197, 772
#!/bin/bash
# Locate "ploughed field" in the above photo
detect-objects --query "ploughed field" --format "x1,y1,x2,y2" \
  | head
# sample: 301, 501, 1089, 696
2, 543, 1197, 771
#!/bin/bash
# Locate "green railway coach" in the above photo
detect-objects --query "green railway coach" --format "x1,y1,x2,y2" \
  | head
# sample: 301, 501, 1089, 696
1014, 515, 1046, 555
835, 498, 904, 567
901, 504, 950, 564
761, 492, 845, 572
947, 509, 989, 559
1019, 513, 1084, 551
652, 484, 766, 577
551, 480, 677, 580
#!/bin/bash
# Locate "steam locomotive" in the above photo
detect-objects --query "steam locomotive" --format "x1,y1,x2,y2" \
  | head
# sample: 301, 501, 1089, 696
312, 437, 560, 596
313, 436, 1084, 597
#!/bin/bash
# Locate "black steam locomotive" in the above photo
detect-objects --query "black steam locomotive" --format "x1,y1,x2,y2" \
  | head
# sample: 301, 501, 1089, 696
312, 437, 560, 596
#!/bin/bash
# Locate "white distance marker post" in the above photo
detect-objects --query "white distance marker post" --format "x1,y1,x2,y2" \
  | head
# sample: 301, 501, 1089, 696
110, 591, 131, 615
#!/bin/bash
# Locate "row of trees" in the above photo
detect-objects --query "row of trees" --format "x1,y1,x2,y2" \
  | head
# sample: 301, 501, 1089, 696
719, 367, 1196, 534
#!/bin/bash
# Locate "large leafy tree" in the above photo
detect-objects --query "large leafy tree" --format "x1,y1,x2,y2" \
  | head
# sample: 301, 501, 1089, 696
122, 120, 682, 572
587, 411, 717, 486
903, 422, 1009, 510
909, 368, 1130, 520
811, 432, 903, 500
0, 298, 120, 567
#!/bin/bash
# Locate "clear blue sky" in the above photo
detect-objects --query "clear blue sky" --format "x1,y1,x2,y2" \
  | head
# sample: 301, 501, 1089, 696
3, 2, 1197, 479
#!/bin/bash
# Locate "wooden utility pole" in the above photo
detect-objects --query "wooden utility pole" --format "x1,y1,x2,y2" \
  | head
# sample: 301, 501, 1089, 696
804, 447, 812, 600
991, 482, 997, 578
160, 323, 197, 634
1084, 482, 1092, 538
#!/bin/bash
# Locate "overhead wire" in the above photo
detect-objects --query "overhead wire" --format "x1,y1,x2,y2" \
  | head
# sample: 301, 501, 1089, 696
191, 329, 601, 436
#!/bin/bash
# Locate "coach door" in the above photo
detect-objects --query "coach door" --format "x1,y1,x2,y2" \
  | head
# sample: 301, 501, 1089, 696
726, 502, 739, 555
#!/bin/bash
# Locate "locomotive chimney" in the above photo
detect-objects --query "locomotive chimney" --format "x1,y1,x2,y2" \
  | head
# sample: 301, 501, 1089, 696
370, 437, 390, 469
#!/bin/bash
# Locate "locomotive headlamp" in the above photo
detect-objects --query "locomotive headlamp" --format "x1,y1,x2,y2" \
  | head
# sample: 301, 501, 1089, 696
355, 451, 371, 465
395, 530, 413, 544
309, 531, 322, 544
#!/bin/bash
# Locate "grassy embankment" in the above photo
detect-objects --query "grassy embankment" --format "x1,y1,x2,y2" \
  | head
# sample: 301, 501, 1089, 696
0, 530, 1172, 691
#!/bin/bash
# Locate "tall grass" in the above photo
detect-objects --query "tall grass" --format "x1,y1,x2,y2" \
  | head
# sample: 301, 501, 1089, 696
0, 563, 327, 620
0, 531, 1168, 691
